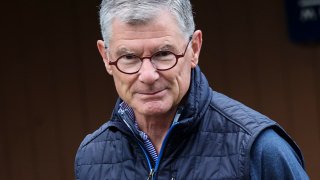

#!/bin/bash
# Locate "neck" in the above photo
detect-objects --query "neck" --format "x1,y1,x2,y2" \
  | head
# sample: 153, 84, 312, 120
135, 109, 176, 153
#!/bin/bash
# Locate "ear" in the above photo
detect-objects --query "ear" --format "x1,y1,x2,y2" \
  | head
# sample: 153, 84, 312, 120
97, 40, 113, 75
190, 30, 202, 68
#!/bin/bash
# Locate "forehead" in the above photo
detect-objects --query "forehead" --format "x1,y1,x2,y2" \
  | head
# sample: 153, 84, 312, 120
109, 10, 186, 50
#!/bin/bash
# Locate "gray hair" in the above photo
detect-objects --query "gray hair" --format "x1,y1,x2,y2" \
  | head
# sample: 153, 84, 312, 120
99, 0, 195, 47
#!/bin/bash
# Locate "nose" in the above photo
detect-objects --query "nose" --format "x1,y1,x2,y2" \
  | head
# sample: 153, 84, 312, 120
138, 59, 159, 84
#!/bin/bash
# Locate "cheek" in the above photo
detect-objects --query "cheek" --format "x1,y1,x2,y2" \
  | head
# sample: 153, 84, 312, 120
172, 64, 192, 99
112, 74, 133, 99
179, 69, 191, 93
178, 60, 192, 80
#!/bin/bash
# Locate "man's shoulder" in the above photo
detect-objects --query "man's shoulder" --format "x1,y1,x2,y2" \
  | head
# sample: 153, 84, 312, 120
207, 90, 276, 135
78, 121, 113, 149
76, 120, 128, 162
75, 120, 128, 165
205, 90, 306, 178
74, 120, 135, 179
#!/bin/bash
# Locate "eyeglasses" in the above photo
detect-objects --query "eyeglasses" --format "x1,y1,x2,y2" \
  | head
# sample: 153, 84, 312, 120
108, 38, 192, 74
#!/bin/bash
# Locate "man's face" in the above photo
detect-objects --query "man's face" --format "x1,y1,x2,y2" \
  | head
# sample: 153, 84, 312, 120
98, 10, 202, 119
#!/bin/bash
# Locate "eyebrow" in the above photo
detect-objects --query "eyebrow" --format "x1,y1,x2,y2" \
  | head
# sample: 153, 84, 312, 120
113, 43, 179, 57
158, 44, 178, 52
114, 47, 134, 57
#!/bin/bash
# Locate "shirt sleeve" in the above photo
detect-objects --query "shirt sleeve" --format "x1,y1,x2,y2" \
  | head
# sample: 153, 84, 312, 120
250, 128, 309, 180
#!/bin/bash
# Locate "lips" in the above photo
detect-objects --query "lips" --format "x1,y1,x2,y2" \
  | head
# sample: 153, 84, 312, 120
140, 89, 164, 95
136, 89, 166, 97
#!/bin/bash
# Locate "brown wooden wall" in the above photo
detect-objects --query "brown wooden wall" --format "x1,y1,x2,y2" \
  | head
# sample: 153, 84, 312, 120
1, 0, 319, 179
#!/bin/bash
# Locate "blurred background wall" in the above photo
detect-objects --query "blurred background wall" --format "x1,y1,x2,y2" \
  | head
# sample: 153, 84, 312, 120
0, 0, 319, 179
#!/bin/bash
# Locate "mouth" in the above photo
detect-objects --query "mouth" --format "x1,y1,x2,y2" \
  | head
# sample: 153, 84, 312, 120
142, 90, 164, 95
137, 89, 166, 97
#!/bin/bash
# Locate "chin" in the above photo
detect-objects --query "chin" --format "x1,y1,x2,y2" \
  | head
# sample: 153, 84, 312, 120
139, 102, 172, 116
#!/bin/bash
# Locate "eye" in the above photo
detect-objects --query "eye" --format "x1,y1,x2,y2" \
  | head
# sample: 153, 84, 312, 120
155, 51, 171, 57
122, 54, 136, 60
118, 54, 140, 62
153, 51, 175, 61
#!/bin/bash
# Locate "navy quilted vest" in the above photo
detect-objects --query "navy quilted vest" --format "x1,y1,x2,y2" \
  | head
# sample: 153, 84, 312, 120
75, 66, 303, 180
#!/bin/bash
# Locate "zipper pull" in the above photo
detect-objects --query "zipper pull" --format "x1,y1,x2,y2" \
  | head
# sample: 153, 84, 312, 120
147, 169, 155, 180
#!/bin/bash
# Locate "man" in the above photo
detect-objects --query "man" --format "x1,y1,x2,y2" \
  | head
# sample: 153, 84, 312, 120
75, 0, 309, 179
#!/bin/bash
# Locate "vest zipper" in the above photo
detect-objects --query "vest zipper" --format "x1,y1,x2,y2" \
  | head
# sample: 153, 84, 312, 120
147, 168, 155, 180
119, 107, 183, 180
119, 110, 154, 179
152, 107, 183, 179
152, 122, 179, 179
